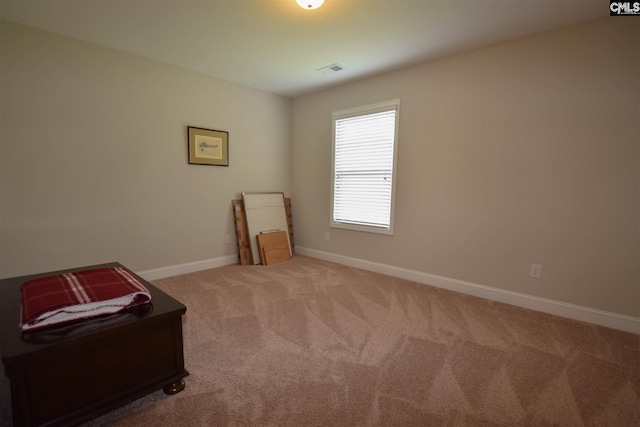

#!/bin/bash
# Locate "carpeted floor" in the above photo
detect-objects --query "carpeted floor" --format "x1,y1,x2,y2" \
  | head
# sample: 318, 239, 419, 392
1, 255, 639, 426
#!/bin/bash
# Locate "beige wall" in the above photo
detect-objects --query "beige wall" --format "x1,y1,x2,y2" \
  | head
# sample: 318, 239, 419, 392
0, 21, 292, 277
292, 18, 640, 317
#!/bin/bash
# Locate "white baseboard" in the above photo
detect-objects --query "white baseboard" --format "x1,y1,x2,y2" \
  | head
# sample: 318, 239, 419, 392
296, 246, 640, 334
137, 255, 238, 281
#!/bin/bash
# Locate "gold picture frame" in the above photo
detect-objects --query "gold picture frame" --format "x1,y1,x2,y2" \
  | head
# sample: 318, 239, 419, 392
187, 126, 229, 166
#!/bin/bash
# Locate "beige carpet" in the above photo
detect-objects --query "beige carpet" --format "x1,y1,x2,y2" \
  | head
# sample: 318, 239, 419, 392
1, 255, 639, 426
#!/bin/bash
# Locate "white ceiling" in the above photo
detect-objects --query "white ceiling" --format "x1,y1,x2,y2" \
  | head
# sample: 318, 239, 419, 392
0, 0, 606, 98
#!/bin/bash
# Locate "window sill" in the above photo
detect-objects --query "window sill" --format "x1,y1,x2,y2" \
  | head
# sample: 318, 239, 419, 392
330, 221, 394, 236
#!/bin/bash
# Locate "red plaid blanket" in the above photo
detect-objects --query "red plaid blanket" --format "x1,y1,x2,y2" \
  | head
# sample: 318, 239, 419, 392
20, 267, 152, 331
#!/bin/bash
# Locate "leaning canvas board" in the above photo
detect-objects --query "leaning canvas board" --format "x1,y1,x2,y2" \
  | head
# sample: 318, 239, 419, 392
242, 192, 292, 265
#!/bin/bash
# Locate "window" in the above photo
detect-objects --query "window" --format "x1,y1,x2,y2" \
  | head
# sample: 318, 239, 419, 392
331, 99, 399, 235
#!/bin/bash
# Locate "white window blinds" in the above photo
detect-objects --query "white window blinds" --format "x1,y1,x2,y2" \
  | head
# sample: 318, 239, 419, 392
331, 100, 399, 233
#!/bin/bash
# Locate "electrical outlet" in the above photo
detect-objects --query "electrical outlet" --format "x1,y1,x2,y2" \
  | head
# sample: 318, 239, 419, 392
324, 232, 330, 241
530, 264, 542, 279
225, 234, 232, 244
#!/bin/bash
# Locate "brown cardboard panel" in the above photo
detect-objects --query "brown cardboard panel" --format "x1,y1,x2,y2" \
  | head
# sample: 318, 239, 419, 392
257, 231, 291, 266
232, 200, 252, 265
284, 197, 295, 253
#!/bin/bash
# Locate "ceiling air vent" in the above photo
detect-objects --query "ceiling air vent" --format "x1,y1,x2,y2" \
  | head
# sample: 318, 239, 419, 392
317, 63, 345, 75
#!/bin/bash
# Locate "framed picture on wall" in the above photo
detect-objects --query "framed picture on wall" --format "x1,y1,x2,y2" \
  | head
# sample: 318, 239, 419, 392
187, 126, 229, 166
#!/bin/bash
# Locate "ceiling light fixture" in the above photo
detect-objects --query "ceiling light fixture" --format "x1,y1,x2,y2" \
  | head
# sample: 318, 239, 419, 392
296, 0, 324, 10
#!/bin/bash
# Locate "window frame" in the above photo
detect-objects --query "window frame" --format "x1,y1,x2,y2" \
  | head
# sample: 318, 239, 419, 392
330, 99, 400, 235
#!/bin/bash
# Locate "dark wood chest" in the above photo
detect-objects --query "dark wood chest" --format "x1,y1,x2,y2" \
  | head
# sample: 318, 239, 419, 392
0, 262, 188, 426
